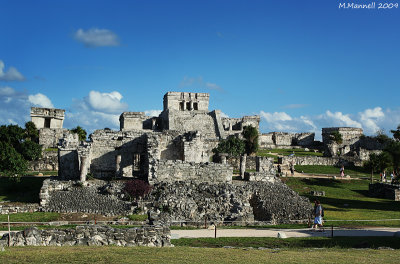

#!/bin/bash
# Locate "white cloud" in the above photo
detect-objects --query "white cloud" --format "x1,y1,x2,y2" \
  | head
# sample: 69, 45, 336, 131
84, 90, 128, 114
65, 90, 130, 132
179, 76, 224, 92
260, 111, 292, 122
359, 107, 385, 134
321, 110, 362, 128
144, 110, 162, 117
0, 60, 25, 81
28, 93, 54, 108
0, 86, 54, 125
74, 28, 120, 47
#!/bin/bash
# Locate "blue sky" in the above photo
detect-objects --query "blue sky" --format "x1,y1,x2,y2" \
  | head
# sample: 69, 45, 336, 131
1, 0, 399, 139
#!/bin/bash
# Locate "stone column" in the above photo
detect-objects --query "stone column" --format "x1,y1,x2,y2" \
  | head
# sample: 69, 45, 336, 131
190, 101, 193, 111
115, 154, 122, 178
220, 153, 228, 164
240, 154, 247, 180
79, 156, 88, 182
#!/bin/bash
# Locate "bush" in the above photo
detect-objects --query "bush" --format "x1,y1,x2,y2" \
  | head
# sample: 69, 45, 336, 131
124, 179, 152, 200
212, 135, 245, 161
242, 125, 259, 155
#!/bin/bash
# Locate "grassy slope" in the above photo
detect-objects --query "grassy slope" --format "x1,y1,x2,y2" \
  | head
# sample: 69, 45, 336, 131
294, 165, 372, 178
283, 177, 400, 227
0, 246, 399, 264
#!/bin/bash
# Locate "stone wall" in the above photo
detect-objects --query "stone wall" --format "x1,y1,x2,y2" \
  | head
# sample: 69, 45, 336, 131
148, 181, 311, 224
38, 128, 68, 149
40, 179, 133, 215
28, 150, 58, 171
163, 91, 209, 111
280, 156, 354, 167
369, 183, 400, 201
89, 130, 148, 178
0, 225, 171, 247
259, 132, 315, 149
149, 160, 232, 184
322, 127, 363, 145
0, 203, 39, 215
31, 107, 65, 129
227, 156, 257, 171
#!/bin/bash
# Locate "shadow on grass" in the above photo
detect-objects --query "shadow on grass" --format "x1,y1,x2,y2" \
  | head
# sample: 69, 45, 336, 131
313, 196, 398, 212
0, 177, 48, 203
172, 236, 400, 249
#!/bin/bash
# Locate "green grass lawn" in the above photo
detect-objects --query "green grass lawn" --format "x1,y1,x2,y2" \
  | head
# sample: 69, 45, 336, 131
0, 177, 48, 203
0, 246, 399, 264
258, 148, 323, 157
283, 177, 400, 227
294, 165, 372, 178
0, 212, 60, 223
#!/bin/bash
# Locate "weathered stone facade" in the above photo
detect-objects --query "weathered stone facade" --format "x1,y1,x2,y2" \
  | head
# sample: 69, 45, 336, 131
149, 160, 232, 183
31, 107, 65, 129
28, 150, 58, 171
0, 203, 39, 215
259, 132, 315, 149
58, 92, 259, 183
0, 225, 171, 247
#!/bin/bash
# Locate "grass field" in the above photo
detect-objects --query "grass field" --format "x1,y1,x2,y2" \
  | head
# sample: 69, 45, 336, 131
0, 246, 399, 264
283, 177, 400, 227
258, 148, 323, 157
294, 165, 372, 178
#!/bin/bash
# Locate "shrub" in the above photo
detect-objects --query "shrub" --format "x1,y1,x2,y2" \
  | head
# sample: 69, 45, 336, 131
124, 179, 152, 200
242, 125, 259, 155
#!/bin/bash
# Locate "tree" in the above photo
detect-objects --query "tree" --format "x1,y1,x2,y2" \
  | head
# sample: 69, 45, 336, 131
385, 140, 400, 174
24, 121, 39, 142
213, 135, 245, 158
391, 125, 400, 141
329, 131, 343, 144
71, 126, 87, 141
242, 125, 259, 155
0, 141, 27, 178
124, 179, 152, 200
0, 123, 42, 178
364, 152, 391, 183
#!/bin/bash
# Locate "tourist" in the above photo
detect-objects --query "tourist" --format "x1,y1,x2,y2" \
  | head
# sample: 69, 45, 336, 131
277, 164, 282, 177
391, 171, 394, 184
340, 165, 344, 177
383, 170, 386, 183
289, 163, 294, 176
312, 200, 324, 232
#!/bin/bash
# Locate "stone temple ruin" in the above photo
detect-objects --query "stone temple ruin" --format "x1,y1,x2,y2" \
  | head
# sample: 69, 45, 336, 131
29, 92, 314, 225
57, 92, 263, 183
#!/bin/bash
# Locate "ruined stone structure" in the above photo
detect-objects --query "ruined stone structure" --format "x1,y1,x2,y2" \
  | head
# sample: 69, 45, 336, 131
322, 127, 384, 161
259, 132, 315, 149
0, 225, 171, 247
31, 107, 67, 149
58, 92, 261, 183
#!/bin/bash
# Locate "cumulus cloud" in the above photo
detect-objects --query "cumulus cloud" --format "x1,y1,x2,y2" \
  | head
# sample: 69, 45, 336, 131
359, 107, 385, 134
259, 107, 400, 140
144, 110, 162, 117
0, 60, 25, 81
179, 76, 223, 92
28, 93, 54, 108
84, 91, 128, 114
74, 28, 120, 47
0, 86, 54, 125
320, 110, 362, 128
65, 90, 130, 132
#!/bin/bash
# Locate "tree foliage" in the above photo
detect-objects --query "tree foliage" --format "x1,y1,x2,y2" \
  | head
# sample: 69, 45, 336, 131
212, 135, 245, 158
329, 131, 343, 144
0, 123, 42, 178
242, 125, 259, 155
391, 125, 400, 141
71, 126, 87, 141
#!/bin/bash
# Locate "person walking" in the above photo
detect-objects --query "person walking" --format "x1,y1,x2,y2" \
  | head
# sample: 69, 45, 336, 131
289, 162, 294, 176
340, 165, 345, 177
312, 200, 324, 232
